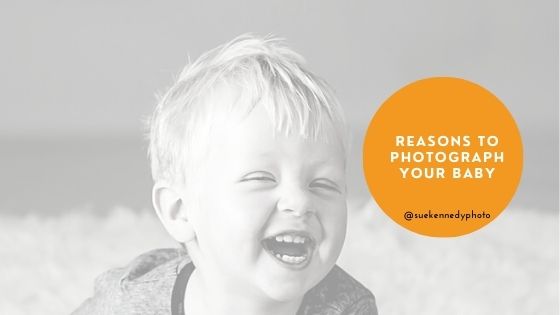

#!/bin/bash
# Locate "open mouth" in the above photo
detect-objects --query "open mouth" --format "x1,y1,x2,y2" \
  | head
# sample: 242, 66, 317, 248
261, 231, 316, 267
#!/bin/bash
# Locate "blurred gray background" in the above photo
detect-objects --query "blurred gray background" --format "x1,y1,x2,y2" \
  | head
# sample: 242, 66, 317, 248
0, 0, 557, 214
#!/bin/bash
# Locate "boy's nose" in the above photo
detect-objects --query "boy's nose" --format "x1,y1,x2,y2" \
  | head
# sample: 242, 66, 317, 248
276, 186, 315, 217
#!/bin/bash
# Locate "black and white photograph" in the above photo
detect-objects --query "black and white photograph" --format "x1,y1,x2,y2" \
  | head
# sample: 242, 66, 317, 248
1, 1, 558, 314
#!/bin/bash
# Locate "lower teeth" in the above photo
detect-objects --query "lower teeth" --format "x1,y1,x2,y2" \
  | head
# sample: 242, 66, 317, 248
274, 253, 306, 264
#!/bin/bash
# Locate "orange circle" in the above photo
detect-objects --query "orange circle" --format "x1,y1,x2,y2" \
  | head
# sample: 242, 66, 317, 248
363, 77, 523, 237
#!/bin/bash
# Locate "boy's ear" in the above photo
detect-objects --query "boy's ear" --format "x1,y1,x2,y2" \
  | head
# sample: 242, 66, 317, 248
152, 182, 196, 244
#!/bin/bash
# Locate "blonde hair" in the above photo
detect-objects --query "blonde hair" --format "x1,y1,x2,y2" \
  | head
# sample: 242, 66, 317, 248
147, 34, 348, 186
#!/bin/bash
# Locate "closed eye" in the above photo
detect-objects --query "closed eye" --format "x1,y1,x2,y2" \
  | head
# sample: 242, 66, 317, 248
310, 178, 342, 193
240, 171, 276, 183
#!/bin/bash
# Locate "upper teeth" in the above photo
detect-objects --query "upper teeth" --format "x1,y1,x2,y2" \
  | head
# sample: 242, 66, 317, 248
275, 234, 306, 244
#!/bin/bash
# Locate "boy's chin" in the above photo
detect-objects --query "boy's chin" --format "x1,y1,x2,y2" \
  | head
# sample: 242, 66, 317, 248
257, 264, 329, 303
259, 281, 312, 302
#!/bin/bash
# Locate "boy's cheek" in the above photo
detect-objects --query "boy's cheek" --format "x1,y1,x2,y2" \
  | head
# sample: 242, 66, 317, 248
316, 198, 347, 219
320, 205, 348, 243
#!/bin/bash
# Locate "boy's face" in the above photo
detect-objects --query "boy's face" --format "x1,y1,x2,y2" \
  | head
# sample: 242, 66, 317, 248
186, 103, 347, 302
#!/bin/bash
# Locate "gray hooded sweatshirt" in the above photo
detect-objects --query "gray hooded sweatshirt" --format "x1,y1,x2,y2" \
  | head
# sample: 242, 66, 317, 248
73, 248, 377, 315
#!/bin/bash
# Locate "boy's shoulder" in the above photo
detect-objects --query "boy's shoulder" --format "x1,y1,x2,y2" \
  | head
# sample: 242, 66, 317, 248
73, 248, 377, 315
301, 265, 378, 314
72, 248, 188, 315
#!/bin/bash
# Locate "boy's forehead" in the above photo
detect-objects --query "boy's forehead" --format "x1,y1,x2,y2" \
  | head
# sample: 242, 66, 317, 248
213, 107, 344, 162
226, 87, 336, 130
193, 83, 347, 159
226, 105, 342, 145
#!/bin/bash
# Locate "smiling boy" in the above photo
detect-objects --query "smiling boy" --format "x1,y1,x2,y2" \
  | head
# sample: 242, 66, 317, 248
74, 34, 377, 315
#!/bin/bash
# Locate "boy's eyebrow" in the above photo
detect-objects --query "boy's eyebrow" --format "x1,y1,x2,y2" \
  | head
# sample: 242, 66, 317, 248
249, 152, 275, 160
253, 153, 340, 166
307, 156, 343, 166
